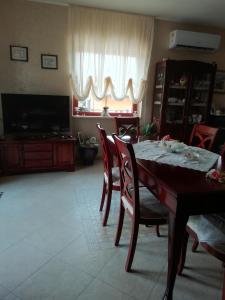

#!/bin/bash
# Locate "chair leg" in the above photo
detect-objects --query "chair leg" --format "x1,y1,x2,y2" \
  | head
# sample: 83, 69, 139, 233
125, 221, 139, 272
192, 237, 199, 252
115, 202, 125, 246
177, 230, 189, 275
102, 183, 112, 226
156, 225, 160, 237
99, 179, 107, 211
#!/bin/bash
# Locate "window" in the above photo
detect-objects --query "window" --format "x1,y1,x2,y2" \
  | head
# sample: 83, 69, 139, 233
69, 6, 154, 116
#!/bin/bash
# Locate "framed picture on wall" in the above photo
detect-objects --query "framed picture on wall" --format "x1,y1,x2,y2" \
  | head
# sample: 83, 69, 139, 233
214, 70, 225, 94
41, 54, 58, 69
10, 45, 28, 62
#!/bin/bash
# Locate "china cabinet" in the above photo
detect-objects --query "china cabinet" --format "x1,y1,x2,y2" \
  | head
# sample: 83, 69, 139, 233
152, 59, 217, 141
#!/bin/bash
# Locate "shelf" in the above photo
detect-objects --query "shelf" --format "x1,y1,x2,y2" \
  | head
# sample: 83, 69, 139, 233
167, 103, 185, 106
166, 120, 183, 124
193, 87, 209, 91
191, 103, 207, 107
169, 85, 187, 90
154, 101, 161, 105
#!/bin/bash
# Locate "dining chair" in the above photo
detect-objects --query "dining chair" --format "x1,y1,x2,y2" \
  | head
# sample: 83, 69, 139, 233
96, 123, 120, 226
177, 214, 225, 300
188, 140, 224, 253
112, 134, 168, 272
189, 124, 219, 151
114, 117, 140, 143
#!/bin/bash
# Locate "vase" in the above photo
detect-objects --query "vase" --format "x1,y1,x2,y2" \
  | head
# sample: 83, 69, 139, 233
79, 144, 98, 165
101, 106, 110, 117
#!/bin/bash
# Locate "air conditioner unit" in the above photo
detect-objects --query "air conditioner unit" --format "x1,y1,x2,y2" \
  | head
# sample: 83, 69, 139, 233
169, 30, 221, 51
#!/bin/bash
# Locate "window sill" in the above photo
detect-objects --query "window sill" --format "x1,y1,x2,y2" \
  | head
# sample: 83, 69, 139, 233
73, 112, 134, 118
72, 115, 113, 119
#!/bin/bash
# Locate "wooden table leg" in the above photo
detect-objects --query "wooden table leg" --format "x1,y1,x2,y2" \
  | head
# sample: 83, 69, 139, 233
162, 211, 189, 300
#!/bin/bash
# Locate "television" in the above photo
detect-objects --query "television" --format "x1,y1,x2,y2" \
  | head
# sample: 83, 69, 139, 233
1, 93, 70, 138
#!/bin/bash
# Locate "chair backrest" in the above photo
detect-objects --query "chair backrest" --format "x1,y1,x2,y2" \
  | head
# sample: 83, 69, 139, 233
189, 124, 219, 151
112, 134, 140, 218
114, 117, 140, 143
96, 123, 113, 179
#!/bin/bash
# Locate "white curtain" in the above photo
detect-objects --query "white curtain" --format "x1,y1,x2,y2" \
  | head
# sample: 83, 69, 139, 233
69, 6, 154, 104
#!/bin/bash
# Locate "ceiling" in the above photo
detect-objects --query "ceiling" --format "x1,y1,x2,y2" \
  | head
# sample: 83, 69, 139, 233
30, 0, 225, 29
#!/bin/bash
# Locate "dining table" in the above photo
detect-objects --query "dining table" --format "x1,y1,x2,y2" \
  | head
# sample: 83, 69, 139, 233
107, 136, 225, 300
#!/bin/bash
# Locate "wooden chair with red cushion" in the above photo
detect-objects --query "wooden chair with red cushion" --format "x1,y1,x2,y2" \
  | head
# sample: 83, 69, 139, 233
189, 124, 219, 151
96, 123, 120, 226
177, 214, 225, 300
114, 117, 140, 143
112, 134, 168, 272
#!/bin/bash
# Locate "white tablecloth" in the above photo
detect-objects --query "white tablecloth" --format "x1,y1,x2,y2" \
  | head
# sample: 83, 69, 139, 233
133, 140, 219, 172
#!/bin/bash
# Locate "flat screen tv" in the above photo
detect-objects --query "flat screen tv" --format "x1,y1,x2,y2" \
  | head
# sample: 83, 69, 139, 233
1, 93, 70, 137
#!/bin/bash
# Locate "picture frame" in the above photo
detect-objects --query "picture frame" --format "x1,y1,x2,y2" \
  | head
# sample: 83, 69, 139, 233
214, 70, 225, 94
10, 45, 28, 62
41, 54, 58, 69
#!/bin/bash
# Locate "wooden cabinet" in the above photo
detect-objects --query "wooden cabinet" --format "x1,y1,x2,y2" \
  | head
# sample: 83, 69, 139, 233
54, 142, 75, 168
0, 138, 75, 174
152, 59, 216, 142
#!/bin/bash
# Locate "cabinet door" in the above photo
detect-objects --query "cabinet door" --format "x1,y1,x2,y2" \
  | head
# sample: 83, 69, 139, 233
163, 64, 190, 140
153, 63, 166, 124
5, 144, 23, 168
54, 142, 75, 167
187, 71, 213, 125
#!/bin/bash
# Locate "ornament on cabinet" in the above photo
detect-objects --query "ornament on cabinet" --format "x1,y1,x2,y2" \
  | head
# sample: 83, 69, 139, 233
180, 74, 188, 86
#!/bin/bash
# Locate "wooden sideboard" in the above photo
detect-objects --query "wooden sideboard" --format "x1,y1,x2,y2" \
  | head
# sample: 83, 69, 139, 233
0, 138, 76, 174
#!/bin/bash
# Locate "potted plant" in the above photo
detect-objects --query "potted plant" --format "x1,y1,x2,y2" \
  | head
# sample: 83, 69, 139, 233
78, 133, 98, 165
140, 122, 158, 141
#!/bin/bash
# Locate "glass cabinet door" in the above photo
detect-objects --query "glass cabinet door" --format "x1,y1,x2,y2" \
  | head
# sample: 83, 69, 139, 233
188, 72, 212, 125
165, 71, 189, 125
153, 64, 165, 120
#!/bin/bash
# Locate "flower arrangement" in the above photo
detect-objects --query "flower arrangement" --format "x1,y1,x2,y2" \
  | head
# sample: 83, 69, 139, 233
206, 169, 225, 183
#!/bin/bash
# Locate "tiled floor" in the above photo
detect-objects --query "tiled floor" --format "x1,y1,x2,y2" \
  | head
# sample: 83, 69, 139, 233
0, 160, 223, 300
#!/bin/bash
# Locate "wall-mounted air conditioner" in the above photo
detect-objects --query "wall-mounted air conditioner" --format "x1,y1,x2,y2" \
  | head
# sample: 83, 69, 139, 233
169, 30, 221, 51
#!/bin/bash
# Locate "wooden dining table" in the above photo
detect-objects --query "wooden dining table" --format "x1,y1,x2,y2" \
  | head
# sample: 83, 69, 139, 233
107, 135, 225, 300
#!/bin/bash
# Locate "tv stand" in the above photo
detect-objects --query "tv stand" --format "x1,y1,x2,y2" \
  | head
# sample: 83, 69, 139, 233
0, 137, 76, 175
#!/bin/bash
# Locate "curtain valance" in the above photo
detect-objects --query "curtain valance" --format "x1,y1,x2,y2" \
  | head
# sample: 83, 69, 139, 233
69, 6, 154, 103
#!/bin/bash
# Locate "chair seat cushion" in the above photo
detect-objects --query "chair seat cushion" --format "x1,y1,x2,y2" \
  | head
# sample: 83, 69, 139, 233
112, 167, 120, 185
204, 214, 225, 235
188, 215, 225, 254
139, 187, 168, 221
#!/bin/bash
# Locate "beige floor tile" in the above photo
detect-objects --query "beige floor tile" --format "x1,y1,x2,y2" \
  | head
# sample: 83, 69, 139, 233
56, 234, 117, 277
2, 293, 22, 300
13, 257, 93, 300
0, 284, 11, 299
0, 241, 51, 290
23, 219, 82, 256
77, 278, 136, 300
